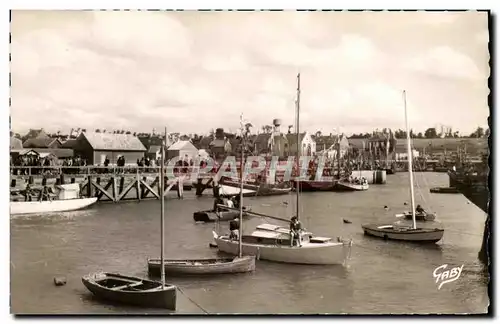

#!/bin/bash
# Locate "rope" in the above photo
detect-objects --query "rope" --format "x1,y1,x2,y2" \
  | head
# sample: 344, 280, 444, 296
176, 286, 209, 314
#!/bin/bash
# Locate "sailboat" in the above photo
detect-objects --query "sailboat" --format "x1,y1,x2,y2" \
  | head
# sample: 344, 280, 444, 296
149, 127, 256, 276
361, 91, 444, 243
213, 73, 353, 265
83, 129, 177, 310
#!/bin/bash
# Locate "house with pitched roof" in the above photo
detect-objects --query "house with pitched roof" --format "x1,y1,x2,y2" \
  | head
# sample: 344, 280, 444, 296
22, 128, 62, 149
166, 140, 199, 160
317, 134, 350, 159
73, 132, 147, 165
285, 132, 316, 156
252, 133, 289, 156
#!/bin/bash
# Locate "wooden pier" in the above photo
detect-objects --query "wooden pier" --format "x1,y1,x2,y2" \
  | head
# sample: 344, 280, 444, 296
9, 166, 193, 203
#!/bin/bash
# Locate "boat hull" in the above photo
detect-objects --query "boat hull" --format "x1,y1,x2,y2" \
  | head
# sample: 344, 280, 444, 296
362, 224, 444, 243
214, 236, 350, 265
193, 207, 250, 222
10, 197, 98, 216
292, 180, 337, 192
147, 256, 255, 275
82, 272, 176, 310
218, 179, 292, 197
398, 212, 437, 222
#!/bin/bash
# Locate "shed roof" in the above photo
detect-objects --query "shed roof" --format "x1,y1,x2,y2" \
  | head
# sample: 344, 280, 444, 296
81, 133, 146, 151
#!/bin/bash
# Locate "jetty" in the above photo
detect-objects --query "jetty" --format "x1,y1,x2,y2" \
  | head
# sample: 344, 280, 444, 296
10, 166, 197, 203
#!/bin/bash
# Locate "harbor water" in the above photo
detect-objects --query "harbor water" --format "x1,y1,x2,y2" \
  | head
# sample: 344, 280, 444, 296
10, 172, 489, 314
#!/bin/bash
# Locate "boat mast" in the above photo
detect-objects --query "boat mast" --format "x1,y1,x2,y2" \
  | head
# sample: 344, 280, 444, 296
403, 91, 417, 230
160, 127, 166, 288
296, 73, 301, 220
239, 114, 244, 258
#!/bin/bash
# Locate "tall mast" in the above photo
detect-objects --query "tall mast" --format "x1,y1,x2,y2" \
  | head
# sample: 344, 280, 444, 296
295, 73, 301, 220
239, 114, 244, 258
403, 91, 417, 230
160, 127, 166, 288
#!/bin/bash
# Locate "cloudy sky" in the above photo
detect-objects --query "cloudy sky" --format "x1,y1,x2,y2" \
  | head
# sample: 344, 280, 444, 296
11, 10, 489, 136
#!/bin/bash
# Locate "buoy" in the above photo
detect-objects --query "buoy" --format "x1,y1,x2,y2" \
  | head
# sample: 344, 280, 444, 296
384, 205, 389, 209
342, 219, 352, 224
209, 242, 218, 248
404, 202, 408, 206
53, 276, 67, 286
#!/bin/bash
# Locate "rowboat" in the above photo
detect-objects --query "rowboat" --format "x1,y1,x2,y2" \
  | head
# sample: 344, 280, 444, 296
361, 224, 444, 243
193, 206, 251, 222
219, 178, 292, 197
147, 256, 255, 276
81, 272, 176, 310
10, 197, 97, 216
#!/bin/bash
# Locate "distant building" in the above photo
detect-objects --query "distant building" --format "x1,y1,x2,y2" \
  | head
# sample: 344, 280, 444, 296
209, 138, 232, 157
23, 128, 62, 149
317, 134, 350, 159
72, 133, 147, 165
252, 133, 289, 156
10, 136, 23, 160
286, 132, 316, 156
166, 140, 199, 160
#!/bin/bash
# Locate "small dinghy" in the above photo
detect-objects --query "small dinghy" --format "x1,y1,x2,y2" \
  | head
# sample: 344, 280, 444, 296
193, 206, 251, 222
82, 272, 177, 310
429, 187, 460, 194
147, 256, 255, 276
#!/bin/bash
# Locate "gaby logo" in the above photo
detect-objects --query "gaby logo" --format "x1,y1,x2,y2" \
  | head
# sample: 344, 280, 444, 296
433, 264, 464, 290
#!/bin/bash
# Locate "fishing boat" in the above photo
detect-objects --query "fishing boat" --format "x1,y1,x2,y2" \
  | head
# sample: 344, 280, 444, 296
292, 180, 337, 192
362, 90, 444, 243
193, 206, 251, 222
83, 129, 176, 310
81, 272, 176, 310
213, 74, 353, 265
150, 120, 256, 276
10, 183, 97, 216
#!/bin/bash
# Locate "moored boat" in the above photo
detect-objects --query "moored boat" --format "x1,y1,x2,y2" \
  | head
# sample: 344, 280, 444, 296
292, 180, 337, 192
82, 272, 176, 310
193, 206, 251, 222
429, 187, 460, 194
219, 177, 292, 197
361, 224, 444, 243
10, 183, 97, 216
334, 180, 369, 191
361, 90, 444, 244
395, 211, 436, 222
147, 256, 255, 276
213, 224, 352, 265
10, 197, 97, 216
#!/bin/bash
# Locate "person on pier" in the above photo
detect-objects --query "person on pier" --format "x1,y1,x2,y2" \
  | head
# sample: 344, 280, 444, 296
289, 216, 303, 247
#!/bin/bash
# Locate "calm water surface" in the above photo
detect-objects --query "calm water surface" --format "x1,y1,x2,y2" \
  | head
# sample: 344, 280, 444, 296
10, 173, 489, 314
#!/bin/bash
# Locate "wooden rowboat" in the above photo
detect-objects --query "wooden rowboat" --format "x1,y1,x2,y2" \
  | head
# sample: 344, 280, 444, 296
429, 187, 460, 194
82, 272, 177, 310
334, 181, 369, 192
147, 256, 255, 276
10, 197, 97, 216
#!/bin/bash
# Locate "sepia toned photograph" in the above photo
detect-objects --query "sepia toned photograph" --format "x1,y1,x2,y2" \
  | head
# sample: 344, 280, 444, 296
9, 8, 490, 315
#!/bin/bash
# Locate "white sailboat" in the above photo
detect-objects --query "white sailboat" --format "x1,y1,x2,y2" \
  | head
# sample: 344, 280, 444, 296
213, 73, 353, 265
361, 91, 444, 243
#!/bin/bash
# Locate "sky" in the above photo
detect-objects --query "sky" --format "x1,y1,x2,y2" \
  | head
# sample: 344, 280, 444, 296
10, 10, 490, 136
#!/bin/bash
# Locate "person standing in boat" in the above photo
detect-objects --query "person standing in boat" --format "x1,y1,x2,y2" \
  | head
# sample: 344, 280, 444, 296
289, 216, 303, 247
